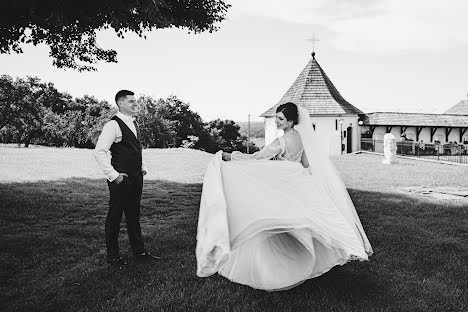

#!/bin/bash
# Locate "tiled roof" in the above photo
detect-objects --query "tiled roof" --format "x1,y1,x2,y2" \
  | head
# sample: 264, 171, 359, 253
261, 54, 363, 117
363, 112, 468, 127
445, 100, 468, 115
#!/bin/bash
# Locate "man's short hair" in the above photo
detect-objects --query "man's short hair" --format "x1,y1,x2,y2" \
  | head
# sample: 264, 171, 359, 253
115, 90, 134, 105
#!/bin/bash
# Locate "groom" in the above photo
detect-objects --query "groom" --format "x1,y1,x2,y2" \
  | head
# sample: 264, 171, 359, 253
94, 90, 158, 268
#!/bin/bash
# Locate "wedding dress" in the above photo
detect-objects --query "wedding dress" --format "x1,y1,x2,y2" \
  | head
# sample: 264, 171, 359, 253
196, 106, 373, 291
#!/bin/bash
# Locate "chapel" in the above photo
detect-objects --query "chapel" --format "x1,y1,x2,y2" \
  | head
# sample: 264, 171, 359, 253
260, 52, 363, 155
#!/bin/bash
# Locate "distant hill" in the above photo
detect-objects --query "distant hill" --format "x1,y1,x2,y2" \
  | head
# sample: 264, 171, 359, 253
237, 121, 264, 138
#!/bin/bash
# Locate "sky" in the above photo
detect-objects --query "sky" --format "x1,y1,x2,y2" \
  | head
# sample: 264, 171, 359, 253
1, 0, 467, 122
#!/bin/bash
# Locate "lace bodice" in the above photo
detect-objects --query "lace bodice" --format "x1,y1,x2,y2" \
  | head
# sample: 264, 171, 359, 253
276, 137, 303, 163
231, 136, 304, 164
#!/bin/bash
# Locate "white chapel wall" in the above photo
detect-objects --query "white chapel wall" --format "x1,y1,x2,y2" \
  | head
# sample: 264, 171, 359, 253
264, 114, 360, 155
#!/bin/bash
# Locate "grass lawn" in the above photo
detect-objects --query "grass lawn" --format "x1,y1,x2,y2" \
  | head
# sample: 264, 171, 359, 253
0, 148, 467, 311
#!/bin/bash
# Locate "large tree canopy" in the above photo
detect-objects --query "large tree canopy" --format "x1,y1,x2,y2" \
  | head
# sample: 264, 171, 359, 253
0, 0, 230, 71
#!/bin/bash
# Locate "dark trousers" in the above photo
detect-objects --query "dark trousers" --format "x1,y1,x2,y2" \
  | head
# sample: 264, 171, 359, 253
105, 173, 145, 259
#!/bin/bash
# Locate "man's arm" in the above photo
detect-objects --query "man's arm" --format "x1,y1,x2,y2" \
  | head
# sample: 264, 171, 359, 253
141, 153, 147, 176
94, 121, 120, 182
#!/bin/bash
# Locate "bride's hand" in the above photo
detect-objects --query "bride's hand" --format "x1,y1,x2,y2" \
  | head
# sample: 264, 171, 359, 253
222, 152, 232, 161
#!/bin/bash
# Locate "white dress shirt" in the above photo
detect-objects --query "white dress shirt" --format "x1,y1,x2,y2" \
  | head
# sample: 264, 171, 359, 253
94, 111, 147, 181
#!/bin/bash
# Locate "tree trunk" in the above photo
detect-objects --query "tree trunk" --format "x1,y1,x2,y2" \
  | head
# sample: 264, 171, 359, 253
24, 133, 31, 147
16, 132, 22, 148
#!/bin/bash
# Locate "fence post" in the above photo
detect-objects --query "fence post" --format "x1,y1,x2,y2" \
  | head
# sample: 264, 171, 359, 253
373, 139, 375, 152
460, 145, 462, 164
437, 143, 440, 161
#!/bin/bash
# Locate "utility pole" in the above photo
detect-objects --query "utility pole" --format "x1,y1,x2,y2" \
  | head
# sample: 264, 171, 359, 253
339, 118, 344, 155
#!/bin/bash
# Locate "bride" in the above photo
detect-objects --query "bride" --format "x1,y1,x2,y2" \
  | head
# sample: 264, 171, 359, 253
196, 102, 373, 291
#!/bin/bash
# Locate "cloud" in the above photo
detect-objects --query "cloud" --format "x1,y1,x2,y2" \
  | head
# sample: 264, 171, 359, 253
232, 0, 468, 53
232, 0, 384, 25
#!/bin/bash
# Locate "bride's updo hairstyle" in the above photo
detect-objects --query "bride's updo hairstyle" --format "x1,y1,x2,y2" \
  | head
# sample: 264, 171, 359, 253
276, 102, 299, 126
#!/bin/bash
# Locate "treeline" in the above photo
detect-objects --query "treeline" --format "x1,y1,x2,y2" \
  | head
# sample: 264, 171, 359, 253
237, 121, 265, 139
0, 75, 258, 153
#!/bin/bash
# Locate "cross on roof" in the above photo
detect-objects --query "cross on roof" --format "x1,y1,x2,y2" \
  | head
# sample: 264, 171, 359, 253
307, 34, 320, 55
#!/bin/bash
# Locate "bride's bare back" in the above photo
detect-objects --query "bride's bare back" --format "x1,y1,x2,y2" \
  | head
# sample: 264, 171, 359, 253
279, 131, 309, 168
229, 129, 309, 168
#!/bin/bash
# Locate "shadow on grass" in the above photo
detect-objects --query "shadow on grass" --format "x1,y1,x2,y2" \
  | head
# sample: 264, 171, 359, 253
0, 180, 466, 312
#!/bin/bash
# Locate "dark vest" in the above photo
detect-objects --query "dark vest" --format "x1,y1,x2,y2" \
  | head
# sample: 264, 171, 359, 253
110, 116, 142, 176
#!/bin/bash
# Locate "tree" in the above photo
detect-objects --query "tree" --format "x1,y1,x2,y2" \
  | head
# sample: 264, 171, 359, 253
0, 0, 230, 71
136, 95, 176, 148
81, 97, 116, 146
156, 95, 207, 147
41, 95, 114, 147
42, 108, 68, 146
1, 76, 47, 147
42, 109, 84, 147
205, 119, 259, 153
0, 76, 76, 147
0, 75, 21, 131
73, 95, 115, 147
0, 75, 112, 147
206, 119, 242, 152
237, 135, 260, 154
40, 84, 73, 114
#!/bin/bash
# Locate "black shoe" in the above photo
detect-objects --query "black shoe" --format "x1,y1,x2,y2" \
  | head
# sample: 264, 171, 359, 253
106, 256, 128, 269
134, 251, 160, 261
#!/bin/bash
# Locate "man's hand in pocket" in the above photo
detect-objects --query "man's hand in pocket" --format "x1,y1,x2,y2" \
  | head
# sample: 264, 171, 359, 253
115, 173, 128, 184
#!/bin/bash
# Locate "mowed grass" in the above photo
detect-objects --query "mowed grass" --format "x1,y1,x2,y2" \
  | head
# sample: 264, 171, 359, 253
0, 145, 212, 183
0, 148, 467, 312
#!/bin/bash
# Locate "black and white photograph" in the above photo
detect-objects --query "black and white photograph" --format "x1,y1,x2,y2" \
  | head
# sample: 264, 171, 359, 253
1, 1, 467, 311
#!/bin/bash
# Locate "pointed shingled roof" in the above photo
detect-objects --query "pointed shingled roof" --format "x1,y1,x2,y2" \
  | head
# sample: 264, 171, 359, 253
444, 99, 468, 115
261, 53, 363, 117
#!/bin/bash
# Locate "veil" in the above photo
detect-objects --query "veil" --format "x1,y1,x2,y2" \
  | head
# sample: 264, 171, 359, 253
294, 106, 373, 256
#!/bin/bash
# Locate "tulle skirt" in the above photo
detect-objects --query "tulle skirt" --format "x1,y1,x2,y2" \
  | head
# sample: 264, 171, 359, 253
218, 159, 370, 291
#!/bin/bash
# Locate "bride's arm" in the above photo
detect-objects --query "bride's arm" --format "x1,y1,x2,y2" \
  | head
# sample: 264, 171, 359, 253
301, 150, 309, 168
225, 138, 282, 161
